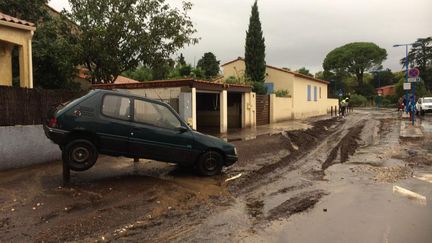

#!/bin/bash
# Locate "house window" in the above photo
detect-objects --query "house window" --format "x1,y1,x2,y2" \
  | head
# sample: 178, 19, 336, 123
319, 87, 322, 99
314, 86, 317, 101
307, 85, 311, 101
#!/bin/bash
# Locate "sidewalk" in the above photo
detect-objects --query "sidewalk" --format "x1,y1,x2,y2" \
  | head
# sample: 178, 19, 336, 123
400, 112, 423, 138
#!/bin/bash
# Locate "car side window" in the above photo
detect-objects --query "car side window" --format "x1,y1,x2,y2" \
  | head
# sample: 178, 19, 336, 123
134, 99, 181, 129
102, 95, 131, 120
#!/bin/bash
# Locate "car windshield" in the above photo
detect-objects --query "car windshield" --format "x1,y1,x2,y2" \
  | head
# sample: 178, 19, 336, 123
423, 98, 432, 103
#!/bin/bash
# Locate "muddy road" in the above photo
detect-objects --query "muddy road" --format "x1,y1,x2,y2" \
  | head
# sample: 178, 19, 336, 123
1, 109, 432, 242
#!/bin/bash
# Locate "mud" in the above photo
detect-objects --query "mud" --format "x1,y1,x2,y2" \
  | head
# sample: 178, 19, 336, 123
266, 190, 327, 221
2, 110, 432, 242
321, 122, 365, 170
229, 118, 341, 194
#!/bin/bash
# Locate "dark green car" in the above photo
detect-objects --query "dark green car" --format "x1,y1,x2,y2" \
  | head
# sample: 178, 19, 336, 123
44, 89, 237, 176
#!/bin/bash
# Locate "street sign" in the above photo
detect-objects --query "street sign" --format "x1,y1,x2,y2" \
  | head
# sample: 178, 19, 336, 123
403, 83, 411, 90
408, 68, 420, 78
408, 77, 421, 82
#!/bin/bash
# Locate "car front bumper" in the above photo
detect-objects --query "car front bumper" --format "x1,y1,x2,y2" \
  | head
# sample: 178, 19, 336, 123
225, 154, 238, 166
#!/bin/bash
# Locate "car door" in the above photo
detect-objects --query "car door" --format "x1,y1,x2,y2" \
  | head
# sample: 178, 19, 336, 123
97, 94, 132, 156
129, 98, 195, 164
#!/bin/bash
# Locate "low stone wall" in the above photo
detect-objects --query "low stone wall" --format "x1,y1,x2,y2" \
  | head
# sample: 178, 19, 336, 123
0, 125, 60, 170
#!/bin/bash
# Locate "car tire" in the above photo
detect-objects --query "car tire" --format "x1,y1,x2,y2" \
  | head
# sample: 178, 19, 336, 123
62, 139, 98, 171
196, 150, 223, 176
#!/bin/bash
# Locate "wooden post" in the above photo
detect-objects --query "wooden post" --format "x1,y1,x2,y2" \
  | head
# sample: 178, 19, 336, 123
331, 106, 333, 116
62, 160, 70, 186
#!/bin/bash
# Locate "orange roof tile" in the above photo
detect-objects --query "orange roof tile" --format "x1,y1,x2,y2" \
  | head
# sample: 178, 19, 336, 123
0, 12, 35, 27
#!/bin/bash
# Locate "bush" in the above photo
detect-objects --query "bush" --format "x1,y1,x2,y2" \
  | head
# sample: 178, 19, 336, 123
349, 94, 368, 107
274, 89, 289, 97
252, 82, 267, 95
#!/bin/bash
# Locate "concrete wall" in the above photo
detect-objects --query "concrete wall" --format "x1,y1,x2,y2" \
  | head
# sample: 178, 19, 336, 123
0, 125, 60, 170
270, 94, 293, 123
242, 92, 256, 128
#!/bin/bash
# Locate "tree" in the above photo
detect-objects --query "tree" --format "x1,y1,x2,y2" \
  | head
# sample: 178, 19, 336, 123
296, 67, 313, 77
122, 66, 153, 81
401, 37, 432, 90
244, 0, 266, 93
370, 68, 395, 88
177, 53, 187, 67
196, 52, 220, 79
68, 0, 198, 83
0, 0, 81, 89
0, 0, 49, 23
323, 42, 387, 87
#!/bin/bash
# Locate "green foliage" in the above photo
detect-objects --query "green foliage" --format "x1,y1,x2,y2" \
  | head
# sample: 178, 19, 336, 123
196, 52, 220, 79
252, 82, 267, 95
400, 37, 432, 90
296, 67, 313, 77
323, 42, 387, 87
68, 0, 198, 83
349, 94, 368, 107
122, 66, 153, 81
225, 75, 250, 85
177, 54, 186, 67
0, 0, 49, 23
0, 1, 81, 89
179, 65, 193, 77
245, 1, 266, 83
274, 89, 289, 97
370, 68, 396, 88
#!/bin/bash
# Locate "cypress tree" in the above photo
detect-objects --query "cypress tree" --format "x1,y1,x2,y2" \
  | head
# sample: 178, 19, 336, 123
245, 0, 266, 88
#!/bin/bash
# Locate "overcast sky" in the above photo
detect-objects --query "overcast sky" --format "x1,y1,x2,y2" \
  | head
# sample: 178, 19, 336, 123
49, 0, 431, 74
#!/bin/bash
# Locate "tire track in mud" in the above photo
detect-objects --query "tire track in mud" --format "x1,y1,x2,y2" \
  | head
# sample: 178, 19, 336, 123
321, 122, 366, 170
229, 118, 342, 194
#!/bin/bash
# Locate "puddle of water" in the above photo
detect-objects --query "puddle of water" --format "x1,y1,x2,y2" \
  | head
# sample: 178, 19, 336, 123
240, 182, 432, 243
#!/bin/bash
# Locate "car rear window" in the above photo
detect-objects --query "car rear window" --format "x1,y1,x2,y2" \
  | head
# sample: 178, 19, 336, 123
423, 98, 432, 103
102, 95, 131, 120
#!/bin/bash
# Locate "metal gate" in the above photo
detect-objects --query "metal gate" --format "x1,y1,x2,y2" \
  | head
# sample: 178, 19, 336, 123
256, 95, 270, 126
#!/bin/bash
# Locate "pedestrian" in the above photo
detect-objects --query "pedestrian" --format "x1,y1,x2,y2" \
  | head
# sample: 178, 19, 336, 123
340, 98, 347, 117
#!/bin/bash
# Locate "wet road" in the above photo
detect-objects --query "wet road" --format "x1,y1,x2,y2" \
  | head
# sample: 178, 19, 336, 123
1, 109, 432, 242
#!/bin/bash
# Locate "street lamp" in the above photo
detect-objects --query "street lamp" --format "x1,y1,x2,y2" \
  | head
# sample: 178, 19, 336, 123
393, 43, 414, 125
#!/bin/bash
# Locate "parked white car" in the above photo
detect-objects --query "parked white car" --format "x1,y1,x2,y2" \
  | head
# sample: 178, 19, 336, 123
416, 97, 432, 116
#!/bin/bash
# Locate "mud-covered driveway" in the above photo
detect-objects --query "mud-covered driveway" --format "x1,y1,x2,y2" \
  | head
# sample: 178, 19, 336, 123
1, 109, 432, 242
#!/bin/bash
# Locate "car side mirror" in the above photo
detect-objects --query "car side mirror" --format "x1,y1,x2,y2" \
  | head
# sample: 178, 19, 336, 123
177, 126, 189, 133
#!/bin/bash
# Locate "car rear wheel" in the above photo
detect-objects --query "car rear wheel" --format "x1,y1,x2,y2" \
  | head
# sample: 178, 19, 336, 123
196, 151, 223, 176
62, 139, 98, 171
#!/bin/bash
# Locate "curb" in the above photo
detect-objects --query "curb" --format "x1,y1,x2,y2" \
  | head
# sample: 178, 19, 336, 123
400, 121, 423, 138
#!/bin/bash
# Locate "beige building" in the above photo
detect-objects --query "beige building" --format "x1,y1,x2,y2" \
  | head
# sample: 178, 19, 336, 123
0, 12, 36, 88
222, 57, 338, 120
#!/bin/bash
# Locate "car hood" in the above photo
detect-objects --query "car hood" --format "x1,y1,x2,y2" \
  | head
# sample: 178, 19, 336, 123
191, 130, 234, 151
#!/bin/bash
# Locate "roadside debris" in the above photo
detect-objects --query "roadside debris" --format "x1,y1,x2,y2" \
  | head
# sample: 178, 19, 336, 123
225, 173, 242, 182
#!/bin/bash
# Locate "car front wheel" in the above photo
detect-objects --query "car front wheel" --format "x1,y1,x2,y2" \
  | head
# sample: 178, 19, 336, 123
196, 151, 223, 176
62, 139, 98, 171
